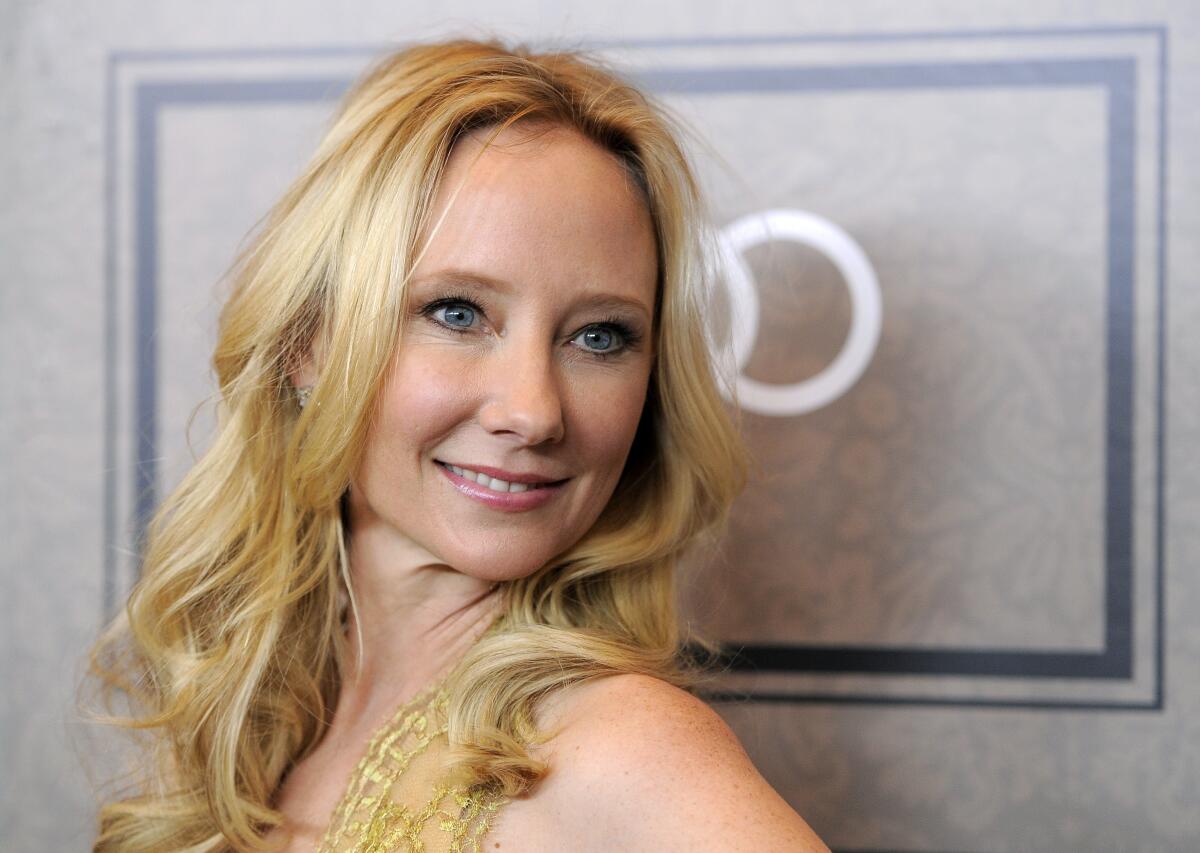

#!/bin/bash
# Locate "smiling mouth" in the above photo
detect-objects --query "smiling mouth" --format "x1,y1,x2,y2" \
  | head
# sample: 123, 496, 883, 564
434, 460, 569, 493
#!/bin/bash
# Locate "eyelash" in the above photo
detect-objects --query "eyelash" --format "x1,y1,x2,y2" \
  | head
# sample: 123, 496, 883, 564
418, 292, 643, 361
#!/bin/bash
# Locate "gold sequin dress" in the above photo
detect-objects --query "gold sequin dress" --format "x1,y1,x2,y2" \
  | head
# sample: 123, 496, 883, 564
315, 619, 511, 853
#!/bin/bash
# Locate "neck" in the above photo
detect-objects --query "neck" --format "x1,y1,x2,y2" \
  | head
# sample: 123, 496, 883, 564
334, 513, 505, 727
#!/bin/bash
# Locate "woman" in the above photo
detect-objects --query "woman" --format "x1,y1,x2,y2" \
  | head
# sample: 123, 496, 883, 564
85, 36, 831, 852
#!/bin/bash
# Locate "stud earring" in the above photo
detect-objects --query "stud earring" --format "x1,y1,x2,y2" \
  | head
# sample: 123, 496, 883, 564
295, 385, 312, 409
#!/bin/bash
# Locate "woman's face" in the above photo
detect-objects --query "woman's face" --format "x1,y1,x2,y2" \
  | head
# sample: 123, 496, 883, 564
347, 122, 658, 583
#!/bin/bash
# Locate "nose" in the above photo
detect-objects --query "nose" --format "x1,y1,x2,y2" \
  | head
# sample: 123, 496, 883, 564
477, 333, 566, 445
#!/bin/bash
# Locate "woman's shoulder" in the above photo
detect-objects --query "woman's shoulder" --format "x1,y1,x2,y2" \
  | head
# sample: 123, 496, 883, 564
523, 673, 831, 852
532, 672, 741, 761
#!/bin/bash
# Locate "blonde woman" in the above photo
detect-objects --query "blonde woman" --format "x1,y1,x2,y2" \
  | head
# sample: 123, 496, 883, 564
84, 36, 831, 852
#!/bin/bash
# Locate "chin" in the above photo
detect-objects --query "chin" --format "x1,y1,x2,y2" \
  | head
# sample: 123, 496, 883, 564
443, 547, 555, 585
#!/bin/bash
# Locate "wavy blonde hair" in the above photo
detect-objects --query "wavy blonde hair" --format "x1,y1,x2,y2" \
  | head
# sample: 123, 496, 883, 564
83, 35, 751, 852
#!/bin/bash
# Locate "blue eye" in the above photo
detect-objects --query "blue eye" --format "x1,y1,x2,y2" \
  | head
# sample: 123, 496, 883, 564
419, 293, 641, 362
578, 326, 617, 352
437, 302, 475, 327
420, 295, 482, 331
573, 321, 641, 360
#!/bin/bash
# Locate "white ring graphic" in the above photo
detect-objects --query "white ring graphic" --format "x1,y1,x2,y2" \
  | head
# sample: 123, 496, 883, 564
716, 209, 883, 417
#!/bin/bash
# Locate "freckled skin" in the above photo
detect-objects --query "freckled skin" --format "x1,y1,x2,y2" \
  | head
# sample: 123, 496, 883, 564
493, 674, 833, 852
347, 122, 658, 585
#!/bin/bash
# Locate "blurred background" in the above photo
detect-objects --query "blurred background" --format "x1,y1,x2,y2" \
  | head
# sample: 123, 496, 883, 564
3, 1, 1198, 850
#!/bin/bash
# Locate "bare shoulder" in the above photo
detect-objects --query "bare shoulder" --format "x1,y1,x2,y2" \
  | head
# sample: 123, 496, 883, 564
528, 673, 831, 853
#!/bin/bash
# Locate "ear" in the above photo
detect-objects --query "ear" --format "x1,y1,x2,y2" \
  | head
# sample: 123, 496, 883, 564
290, 358, 317, 391
289, 332, 327, 391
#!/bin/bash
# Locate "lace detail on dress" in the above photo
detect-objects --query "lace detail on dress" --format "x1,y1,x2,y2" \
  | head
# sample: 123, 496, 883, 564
315, 623, 509, 852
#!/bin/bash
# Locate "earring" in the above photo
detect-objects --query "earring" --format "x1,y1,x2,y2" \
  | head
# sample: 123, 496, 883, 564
295, 385, 312, 409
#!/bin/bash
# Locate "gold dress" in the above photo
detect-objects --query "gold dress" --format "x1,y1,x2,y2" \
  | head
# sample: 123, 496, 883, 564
315, 620, 511, 853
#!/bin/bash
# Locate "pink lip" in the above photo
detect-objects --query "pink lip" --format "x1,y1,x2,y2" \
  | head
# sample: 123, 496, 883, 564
436, 460, 567, 485
435, 461, 566, 512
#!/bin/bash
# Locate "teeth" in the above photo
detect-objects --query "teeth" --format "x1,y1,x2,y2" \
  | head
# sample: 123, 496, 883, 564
447, 463, 542, 493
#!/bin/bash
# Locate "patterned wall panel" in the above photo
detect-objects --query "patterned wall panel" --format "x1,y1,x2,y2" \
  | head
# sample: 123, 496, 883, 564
104, 28, 1167, 713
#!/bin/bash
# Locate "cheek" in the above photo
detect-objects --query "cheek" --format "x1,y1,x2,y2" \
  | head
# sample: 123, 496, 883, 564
377, 350, 479, 455
567, 371, 651, 470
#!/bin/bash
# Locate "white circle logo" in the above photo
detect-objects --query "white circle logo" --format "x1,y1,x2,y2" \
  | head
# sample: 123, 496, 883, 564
715, 209, 882, 417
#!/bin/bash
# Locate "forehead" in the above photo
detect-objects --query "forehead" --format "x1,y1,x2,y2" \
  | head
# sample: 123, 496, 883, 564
410, 121, 658, 313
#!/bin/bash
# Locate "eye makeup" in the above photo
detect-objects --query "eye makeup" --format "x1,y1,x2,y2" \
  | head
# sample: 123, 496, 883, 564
416, 291, 645, 361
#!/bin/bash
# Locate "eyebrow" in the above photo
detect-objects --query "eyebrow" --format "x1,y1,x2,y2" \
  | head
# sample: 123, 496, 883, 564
411, 269, 653, 321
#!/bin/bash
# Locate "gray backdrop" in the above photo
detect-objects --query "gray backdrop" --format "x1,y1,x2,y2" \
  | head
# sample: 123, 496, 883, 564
3, 1, 1198, 850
